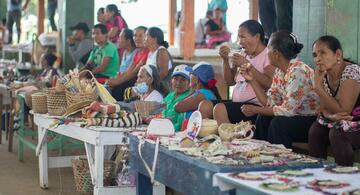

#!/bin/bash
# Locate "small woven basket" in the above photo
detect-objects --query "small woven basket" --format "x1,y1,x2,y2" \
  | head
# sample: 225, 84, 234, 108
71, 158, 115, 193
31, 92, 48, 114
46, 88, 67, 116
66, 90, 97, 108
65, 70, 98, 108
134, 101, 161, 117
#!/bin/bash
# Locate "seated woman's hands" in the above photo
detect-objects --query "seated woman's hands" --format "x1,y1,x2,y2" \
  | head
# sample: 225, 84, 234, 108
322, 110, 353, 122
231, 53, 250, 68
239, 63, 254, 82
219, 45, 230, 60
241, 104, 259, 117
313, 65, 327, 92
107, 78, 117, 88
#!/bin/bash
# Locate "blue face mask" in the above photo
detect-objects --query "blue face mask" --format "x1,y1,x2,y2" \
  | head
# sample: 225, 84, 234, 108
133, 82, 149, 95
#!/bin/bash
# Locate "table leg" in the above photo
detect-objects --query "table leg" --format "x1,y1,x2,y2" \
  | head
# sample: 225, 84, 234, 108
0, 94, 3, 144
38, 127, 49, 189
136, 172, 153, 195
94, 144, 104, 194
84, 142, 95, 185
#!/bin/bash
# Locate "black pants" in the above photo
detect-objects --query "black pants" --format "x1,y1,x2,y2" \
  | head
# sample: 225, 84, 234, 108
111, 78, 137, 102
255, 115, 316, 148
6, 10, 21, 44
259, 0, 293, 40
211, 100, 259, 124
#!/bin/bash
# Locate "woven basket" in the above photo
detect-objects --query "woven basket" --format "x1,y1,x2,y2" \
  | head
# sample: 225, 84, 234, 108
134, 101, 162, 117
31, 92, 48, 114
65, 70, 98, 108
71, 158, 115, 193
46, 88, 67, 116
66, 91, 97, 108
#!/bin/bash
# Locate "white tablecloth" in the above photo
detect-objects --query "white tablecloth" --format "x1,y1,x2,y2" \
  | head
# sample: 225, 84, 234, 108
213, 167, 360, 194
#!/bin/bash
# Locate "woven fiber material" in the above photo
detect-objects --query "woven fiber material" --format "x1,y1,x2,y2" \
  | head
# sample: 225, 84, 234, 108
31, 93, 48, 114
134, 101, 162, 117
46, 89, 67, 116
66, 90, 97, 108
71, 158, 116, 193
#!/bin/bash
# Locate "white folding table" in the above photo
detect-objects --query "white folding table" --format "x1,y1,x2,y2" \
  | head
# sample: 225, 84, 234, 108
33, 113, 164, 195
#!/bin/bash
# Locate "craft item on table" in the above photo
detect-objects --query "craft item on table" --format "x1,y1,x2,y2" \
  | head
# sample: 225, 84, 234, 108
245, 150, 260, 158
278, 153, 303, 160
341, 189, 360, 195
260, 147, 292, 156
262, 160, 286, 167
199, 135, 232, 156
229, 139, 263, 153
205, 156, 240, 165
294, 157, 318, 164
324, 166, 359, 174
259, 182, 299, 192
186, 111, 202, 140
48, 117, 83, 129
307, 179, 350, 189
180, 137, 196, 148
248, 155, 274, 164
230, 172, 267, 181
83, 101, 121, 114
62, 100, 93, 117
277, 170, 314, 177
82, 112, 141, 128
198, 119, 218, 138
146, 118, 175, 138
218, 121, 254, 141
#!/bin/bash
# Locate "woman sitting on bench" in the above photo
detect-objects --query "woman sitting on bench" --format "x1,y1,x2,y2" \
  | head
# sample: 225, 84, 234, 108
309, 35, 360, 166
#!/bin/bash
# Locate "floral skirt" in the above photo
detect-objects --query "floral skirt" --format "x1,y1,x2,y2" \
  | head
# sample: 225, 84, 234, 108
317, 115, 360, 132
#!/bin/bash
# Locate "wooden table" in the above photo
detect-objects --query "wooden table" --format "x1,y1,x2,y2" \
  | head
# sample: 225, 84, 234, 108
33, 114, 164, 195
129, 135, 326, 195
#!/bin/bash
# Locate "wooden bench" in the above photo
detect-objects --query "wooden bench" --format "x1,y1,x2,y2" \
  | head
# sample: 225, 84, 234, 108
292, 142, 360, 163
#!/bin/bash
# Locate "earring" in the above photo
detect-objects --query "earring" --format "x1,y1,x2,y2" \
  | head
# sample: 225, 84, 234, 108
337, 58, 341, 65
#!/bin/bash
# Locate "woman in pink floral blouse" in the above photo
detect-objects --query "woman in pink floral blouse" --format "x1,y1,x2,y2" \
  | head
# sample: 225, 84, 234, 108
309, 35, 360, 166
240, 31, 320, 148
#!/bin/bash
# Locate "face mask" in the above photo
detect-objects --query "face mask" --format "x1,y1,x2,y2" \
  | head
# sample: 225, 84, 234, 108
133, 82, 149, 94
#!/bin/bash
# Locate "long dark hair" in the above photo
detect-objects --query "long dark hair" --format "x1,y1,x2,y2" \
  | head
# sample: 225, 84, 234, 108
106, 4, 128, 29
239, 19, 265, 45
147, 27, 169, 48
122, 29, 136, 48
313, 35, 358, 64
147, 65, 169, 96
269, 31, 303, 60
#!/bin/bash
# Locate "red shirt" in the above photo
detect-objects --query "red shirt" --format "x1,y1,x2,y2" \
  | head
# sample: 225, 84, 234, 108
133, 48, 150, 66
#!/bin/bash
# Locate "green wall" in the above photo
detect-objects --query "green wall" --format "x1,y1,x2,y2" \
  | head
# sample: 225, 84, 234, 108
58, 0, 94, 73
294, 0, 360, 66
0, 0, 7, 21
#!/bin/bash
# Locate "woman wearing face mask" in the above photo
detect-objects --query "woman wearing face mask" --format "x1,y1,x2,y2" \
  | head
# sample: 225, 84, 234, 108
199, 20, 274, 125
133, 64, 168, 103
175, 62, 222, 121
309, 36, 360, 166
162, 65, 191, 131
240, 31, 319, 148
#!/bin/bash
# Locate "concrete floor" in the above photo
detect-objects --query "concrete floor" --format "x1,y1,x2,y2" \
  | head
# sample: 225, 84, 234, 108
0, 132, 81, 195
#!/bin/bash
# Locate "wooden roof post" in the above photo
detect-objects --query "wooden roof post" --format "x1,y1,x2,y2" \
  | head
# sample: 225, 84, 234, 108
180, 0, 194, 60
249, 0, 259, 21
38, 0, 45, 34
169, 0, 176, 46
